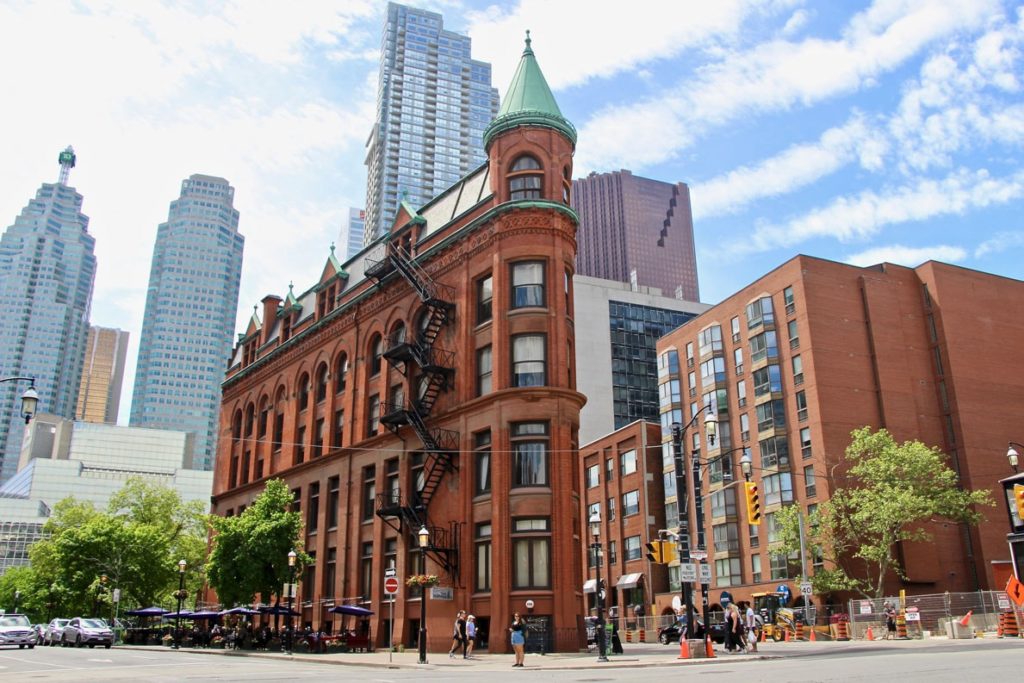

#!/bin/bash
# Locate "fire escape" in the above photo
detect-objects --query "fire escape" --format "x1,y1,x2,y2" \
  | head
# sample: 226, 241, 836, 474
365, 239, 461, 584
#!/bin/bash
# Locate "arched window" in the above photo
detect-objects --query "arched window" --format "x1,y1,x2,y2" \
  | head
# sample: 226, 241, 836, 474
369, 334, 383, 376
509, 155, 543, 200
334, 353, 348, 394
315, 363, 329, 403
232, 410, 243, 441
562, 166, 571, 204
244, 403, 255, 436
390, 321, 406, 347
273, 387, 286, 452
298, 372, 310, 411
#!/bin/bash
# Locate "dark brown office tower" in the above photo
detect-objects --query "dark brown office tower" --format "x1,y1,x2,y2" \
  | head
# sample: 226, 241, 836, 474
572, 170, 699, 301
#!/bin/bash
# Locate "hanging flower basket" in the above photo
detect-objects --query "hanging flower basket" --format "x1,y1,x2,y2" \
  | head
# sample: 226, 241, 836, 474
406, 574, 441, 588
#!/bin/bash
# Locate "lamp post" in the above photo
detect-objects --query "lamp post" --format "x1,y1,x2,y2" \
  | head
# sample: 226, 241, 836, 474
588, 510, 608, 662
1001, 443, 1024, 580
417, 525, 430, 664
173, 559, 186, 649
691, 445, 748, 632
0, 376, 39, 424
671, 407, 717, 645
285, 550, 297, 654
13, 589, 20, 614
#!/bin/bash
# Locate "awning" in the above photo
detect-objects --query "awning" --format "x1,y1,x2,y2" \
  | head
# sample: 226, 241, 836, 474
616, 573, 643, 589
583, 579, 597, 594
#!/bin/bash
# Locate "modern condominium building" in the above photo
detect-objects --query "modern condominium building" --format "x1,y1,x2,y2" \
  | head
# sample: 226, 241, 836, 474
130, 174, 244, 471
363, 2, 499, 244
646, 255, 1023, 617
0, 147, 96, 484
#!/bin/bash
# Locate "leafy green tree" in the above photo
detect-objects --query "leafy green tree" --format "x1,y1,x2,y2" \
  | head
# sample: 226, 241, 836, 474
24, 477, 208, 616
776, 427, 992, 598
207, 479, 310, 608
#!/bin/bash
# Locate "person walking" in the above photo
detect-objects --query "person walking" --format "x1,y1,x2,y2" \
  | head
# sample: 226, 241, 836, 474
449, 610, 467, 658
509, 612, 526, 667
883, 602, 897, 640
745, 603, 760, 653
725, 604, 744, 653
465, 615, 477, 658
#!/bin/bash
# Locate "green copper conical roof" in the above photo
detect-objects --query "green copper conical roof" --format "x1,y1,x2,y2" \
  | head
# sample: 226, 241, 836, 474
483, 31, 577, 149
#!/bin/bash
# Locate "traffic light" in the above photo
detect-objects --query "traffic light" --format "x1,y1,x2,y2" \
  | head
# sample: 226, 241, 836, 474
646, 540, 664, 563
1014, 484, 1024, 521
745, 481, 762, 524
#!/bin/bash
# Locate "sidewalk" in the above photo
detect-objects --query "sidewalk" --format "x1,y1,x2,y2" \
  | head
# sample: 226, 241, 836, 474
115, 635, 1020, 671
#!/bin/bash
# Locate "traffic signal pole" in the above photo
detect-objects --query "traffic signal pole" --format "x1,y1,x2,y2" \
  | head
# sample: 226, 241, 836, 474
671, 420, 696, 643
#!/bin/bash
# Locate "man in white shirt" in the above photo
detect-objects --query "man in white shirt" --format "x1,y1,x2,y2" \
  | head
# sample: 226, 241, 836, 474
745, 604, 760, 652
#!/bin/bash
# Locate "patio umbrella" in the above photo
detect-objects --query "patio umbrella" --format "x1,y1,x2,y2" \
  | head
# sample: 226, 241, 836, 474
219, 607, 260, 616
258, 605, 300, 617
328, 605, 374, 617
126, 606, 170, 617
162, 610, 194, 619
185, 611, 222, 620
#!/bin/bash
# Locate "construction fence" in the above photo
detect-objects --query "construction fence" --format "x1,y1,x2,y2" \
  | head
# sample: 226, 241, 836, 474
846, 591, 1023, 639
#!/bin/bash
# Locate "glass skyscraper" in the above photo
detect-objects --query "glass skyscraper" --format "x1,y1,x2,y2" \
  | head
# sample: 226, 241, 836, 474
363, 2, 499, 244
0, 147, 96, 484
130, 174, 244, 471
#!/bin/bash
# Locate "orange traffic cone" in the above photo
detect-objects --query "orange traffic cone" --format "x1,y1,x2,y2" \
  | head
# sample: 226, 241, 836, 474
705, 636, 716, 658
959, 611, 973, 627
760, 628, 767, 643
865, 627, 874, 641
784, 628, 790, 642
678, 637, 690, 659
809, 628, 817, 642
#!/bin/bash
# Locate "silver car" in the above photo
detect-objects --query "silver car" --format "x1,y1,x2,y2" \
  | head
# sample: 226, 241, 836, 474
62, 617, 113, 648
45, 618, 69, 646
0, 614, 37, 649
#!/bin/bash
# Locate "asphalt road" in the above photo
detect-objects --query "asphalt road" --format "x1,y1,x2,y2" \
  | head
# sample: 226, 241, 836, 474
1, 639, 1021, 681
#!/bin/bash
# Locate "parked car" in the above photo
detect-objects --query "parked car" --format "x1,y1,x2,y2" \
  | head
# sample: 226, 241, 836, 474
62, 617, 114, 648
44, 619, 69, 646
0, 613, 37, 649
657, 617, 726, 644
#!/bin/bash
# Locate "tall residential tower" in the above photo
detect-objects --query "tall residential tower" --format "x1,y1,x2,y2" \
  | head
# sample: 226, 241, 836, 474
572, 170, 700, 301
0, 147, 96, 483
130, 174, 244, 471
363, 2, 499, 244
75, 325, 129, 424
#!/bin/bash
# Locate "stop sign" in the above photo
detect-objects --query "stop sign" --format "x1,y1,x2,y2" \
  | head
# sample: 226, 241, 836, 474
384, 576, 400, 595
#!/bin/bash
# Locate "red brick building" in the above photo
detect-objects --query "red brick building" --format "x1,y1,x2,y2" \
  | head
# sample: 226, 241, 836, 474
211, 37, 586, 653
645, 255, 1024, 613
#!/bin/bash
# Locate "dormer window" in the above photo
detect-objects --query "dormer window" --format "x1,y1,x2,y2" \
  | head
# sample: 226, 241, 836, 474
509, 156, 543, 200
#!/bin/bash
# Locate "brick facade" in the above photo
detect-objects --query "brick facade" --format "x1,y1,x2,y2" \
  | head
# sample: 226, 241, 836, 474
211, 42, 587, 653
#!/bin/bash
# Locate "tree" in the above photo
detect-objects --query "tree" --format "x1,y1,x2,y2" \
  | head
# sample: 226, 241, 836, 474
776, 427, 992, 599
206, 479, 310, 608
24, 477, 208, 616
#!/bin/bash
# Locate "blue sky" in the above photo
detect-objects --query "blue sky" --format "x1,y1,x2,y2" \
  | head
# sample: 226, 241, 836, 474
1, 0, 1022, 423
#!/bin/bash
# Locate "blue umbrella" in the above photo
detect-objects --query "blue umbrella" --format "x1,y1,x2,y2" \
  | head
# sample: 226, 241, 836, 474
258, 605, 300, 617
329, 605, 374, 617
126, 606, 170, 617
184, 611, 222, 620
162, 610, 194, 619
219, 607, 260, 616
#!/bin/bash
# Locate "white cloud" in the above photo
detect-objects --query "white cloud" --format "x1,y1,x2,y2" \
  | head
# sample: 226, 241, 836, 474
576, 0, 998, 171
975, 230, 1024, 257
692, 114, 888, 219
844, 243, 967, 267
467, 0, 769, 91
782, 9, 812, 36
738, 168, 1024, 254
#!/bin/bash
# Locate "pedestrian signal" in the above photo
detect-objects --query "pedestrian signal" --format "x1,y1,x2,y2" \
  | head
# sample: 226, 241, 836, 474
745, 481, 762, 524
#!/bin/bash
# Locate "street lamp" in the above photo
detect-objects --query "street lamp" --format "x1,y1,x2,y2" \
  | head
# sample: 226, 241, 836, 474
13, 589, 20, 614
417, 525, 430, 664
173, 559, 186, 650
740, 449, 753, 481
285, 550, 297, 654
670, 406, 717, 646
1008, 442, 1022, 473
588, 510, 608, 662
0, 376, 39, 423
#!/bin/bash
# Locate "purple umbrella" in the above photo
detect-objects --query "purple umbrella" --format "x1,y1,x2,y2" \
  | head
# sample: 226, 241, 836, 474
219, 607, 260, 616
258, 605, 300, 617
329, 605, 374, 617
184, 611, 222, 620
161, 610, 194, 619
127, 606, 170, 617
